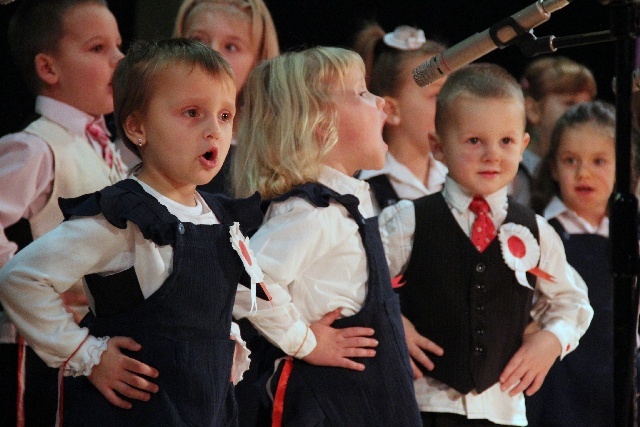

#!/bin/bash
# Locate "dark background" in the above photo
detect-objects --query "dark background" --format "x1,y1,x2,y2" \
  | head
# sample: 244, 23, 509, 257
0, 0, 625, 138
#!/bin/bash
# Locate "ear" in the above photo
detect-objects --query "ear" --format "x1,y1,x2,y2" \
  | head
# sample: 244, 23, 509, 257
34, 53, 59, 86
520, 132, 531, 161
525, 96, 541, 125
123, 112, 146, 146
429, 132, 446, 164
383, 96, 400, 126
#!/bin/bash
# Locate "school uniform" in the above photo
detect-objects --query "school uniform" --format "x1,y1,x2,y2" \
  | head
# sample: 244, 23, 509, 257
379, 177, 593, 426
234, 166, 421, 426
526, 196, 613, 427
0, 96, 126, 426
359, 152, 447, 213
0, 178, 262, 426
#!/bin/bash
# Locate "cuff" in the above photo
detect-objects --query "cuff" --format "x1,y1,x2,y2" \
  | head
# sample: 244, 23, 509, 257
544, 320, 578, 359
63, 336, 109, 377
230, 322, 251, 385
281, 320, 316, 359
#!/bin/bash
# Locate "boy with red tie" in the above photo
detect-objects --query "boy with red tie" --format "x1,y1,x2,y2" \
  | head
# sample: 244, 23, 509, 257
380, 63, 593, 426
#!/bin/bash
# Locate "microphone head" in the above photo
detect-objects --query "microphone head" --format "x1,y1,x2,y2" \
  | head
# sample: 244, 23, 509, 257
0, 0, 16, 4
413, 55, 447, 87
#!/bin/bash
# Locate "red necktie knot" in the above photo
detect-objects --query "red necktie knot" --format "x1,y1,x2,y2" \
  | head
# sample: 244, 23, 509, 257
86, 120, 113, 168
469, 196, 495, 252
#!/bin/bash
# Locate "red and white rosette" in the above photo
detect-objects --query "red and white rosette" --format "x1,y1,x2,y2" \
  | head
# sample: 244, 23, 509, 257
498, 223, 555, 289
229, 222, 271, 312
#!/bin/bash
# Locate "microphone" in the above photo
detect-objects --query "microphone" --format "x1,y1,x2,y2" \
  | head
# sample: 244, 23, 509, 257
413, 0, 573, 86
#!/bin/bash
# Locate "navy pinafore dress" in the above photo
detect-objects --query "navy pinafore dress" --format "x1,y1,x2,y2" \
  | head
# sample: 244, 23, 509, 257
59, 179, 263, 426
255, 183, 421, 427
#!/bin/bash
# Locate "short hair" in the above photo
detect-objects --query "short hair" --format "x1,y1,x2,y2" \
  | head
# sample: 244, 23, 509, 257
352, 21, 446, 96
530, 100, 616, 214
174, 0, 279, 63
8, 0, 108, 95
520, 56, 597, 101
435, 63, 525, 133
233, 46, 363, 199
112, 38, 235, 159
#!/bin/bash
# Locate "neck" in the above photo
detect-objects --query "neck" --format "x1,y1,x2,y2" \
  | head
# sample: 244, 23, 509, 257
388, 138, 431, 185
136, 169, 198, 207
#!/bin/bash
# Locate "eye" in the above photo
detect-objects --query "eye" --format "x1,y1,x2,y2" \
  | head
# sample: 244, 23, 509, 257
224, 43, 239, 53
594, 157, 607, 166
90, 44, 105, 53
501, 137, 513, 145
184, 109, 198, 118
562, 156, 577, 165
219, 111, 233, 122
468, 137, 480, 145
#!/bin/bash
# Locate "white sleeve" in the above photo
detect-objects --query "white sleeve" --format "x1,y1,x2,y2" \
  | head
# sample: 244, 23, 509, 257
0, 214, 136, 373
378, 200, 416, 277
530, 216, 595, 358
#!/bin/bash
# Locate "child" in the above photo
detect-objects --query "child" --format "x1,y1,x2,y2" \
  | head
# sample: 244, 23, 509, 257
174, 0, 279, 195
0, 0, 126, 424
380, 63, 593, 426
510, 56, 596, 206
0, 38, 267, 426
527, 101, 616, 426
232, 46, 422, 426
354, 23, 448, 213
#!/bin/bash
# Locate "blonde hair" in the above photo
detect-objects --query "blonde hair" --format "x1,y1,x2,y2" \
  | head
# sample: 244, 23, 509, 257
174, 0, 279, 63
233, 46, 364, 199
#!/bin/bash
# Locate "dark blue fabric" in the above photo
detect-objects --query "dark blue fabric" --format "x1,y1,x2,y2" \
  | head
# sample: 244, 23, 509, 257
61, 179, 263, 426
526, 219, 613, 427
254, 183, 421, 426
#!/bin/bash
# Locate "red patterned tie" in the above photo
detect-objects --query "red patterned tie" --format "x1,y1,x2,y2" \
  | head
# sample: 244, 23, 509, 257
469, 196, 496, 252
86, 119, 114, 168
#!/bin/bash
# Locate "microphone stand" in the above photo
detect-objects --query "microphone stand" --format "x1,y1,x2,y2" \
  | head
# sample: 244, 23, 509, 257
501, 2, 640, 426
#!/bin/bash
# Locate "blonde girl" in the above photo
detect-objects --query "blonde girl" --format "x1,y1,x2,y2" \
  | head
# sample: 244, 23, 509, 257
528, 101, 616, 426
232, 46, 422, 426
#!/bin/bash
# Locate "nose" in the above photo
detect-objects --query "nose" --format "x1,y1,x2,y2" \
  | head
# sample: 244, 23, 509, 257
576, 161, 590, 178
375, 95, 385, 110
483, 142, 500, 162
112, 47, 124, 66
205, 118, 222, 140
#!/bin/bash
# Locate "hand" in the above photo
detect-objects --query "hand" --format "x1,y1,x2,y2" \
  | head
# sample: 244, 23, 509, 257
402, 315, 444, 379
88, 336, 160, 409
302, 308, 378, 371
499, 330, 562, 396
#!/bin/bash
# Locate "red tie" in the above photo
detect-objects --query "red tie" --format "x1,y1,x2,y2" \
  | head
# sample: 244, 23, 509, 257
469, 196, 496, 252
86, 119, 114, 168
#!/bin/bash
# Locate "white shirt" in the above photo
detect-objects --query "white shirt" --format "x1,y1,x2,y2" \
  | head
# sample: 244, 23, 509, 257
379, 177, 593, 426
544, 196, 609, 237
0, 178, 251, 383
359, 152, 448, 214
234, 166, 375, 358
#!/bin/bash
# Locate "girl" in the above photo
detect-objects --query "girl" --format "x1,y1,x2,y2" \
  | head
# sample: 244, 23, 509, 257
0, 39, 266, 426
232, 46, 422, 426
528, 101, 616, 426
354, 23, 448, 212
512, 56, 597, 206
174, 0, 280, 195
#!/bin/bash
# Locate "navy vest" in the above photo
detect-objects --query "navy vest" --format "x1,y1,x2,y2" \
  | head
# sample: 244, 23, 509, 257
399, 193, 538, 394
364, 174, 400, 208
256, 183, 421, 426
526, 219, 613, 427
59, 179, 263, 426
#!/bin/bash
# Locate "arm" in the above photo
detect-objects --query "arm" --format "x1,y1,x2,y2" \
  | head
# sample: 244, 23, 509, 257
499, 217, 594, 396
0, 215, 159, 408
234, 200, 377, 370
0, 134, 54, 266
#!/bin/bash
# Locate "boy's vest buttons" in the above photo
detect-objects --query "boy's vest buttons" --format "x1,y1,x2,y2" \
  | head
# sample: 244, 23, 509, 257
178, 223, 185, 234
473, 345, 484, 355
475, 262, 486, 273
476, 328, 485, 335
475, 304, 485, 314
474, 283, 486, 293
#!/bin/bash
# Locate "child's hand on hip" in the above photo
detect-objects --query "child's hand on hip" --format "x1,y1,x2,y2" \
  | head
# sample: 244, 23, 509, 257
402, 315, 444, 379
88, 336, 160, 409
499, 329, 562, 396
303, 308, 378, 371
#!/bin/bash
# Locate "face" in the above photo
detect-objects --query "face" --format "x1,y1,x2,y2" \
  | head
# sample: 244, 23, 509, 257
45, 3, 123, 116
324, 64, 388, 176
385, 55, 446, 152
529, 91, 593, 155
552, 123, 615, 226
183, 5, 258, 94
431, 94, 530, 197
131, 64, 236, 205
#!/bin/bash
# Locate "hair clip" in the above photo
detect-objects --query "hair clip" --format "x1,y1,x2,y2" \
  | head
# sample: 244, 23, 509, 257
383, 26, 427, 51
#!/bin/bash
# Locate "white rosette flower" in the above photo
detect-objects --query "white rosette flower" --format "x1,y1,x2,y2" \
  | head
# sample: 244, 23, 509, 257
498, 223, 541, 290
229, 222, 265, 313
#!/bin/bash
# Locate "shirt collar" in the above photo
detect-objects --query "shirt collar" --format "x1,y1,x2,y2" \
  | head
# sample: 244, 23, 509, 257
544, 195, 609, 236
442, 176, 508, 216
319, 165, 375, 217
35, 95, 102, 138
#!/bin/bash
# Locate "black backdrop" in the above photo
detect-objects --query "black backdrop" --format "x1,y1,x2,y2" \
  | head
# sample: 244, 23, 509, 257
0, 0, 621, 138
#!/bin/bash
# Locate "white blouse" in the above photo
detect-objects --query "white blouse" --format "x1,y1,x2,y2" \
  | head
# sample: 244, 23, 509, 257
0, 178, 252, 383
379, 176, 594, 426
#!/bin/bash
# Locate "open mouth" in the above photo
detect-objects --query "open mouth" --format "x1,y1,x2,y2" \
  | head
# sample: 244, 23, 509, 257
575, 185, 594, 194
200, 147, 218, 168
203, 149, 216, 161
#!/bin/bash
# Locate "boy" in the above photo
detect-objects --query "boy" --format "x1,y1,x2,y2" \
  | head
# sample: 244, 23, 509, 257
380, 63, 593, 426
0, 0, 126, 424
